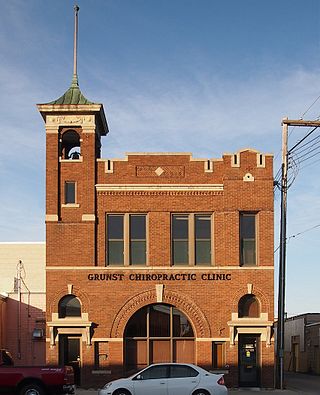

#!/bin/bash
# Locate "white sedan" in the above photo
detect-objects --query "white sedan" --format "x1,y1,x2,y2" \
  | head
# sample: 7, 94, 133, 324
98, 363, 227, 395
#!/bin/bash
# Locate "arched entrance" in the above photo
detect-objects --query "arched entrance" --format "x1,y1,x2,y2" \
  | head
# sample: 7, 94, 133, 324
124, 303, 195, 371
57, 295, 82, 385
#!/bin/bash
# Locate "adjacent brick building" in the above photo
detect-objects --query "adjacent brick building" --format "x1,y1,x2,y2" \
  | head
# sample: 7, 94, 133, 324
0, 242, 46, 364
38, 75, 274, 388
0, 293, 7, 350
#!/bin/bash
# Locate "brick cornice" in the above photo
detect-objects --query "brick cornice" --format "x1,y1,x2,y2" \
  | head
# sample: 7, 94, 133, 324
97, 190, 223, 197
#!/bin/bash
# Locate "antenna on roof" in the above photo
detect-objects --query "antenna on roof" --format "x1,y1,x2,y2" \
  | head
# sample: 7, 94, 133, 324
72, 4, 80, 87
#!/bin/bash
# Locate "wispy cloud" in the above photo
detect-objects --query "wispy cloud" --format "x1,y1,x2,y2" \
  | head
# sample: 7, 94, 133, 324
90, 66, 320, 160
1, 58, 320, 243
0, 1, 320, 249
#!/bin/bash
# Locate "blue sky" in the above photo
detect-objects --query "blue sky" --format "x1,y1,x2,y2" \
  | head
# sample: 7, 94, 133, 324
1, 0, 320, 316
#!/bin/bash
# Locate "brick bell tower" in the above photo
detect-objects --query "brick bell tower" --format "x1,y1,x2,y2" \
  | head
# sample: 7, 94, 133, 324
37, 6, 108, 267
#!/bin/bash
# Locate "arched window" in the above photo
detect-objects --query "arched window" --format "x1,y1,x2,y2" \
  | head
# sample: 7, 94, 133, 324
124, 303, 195, 371
58, 295, 81, 318
61, 130, 81, 160
238, 294, 260, 318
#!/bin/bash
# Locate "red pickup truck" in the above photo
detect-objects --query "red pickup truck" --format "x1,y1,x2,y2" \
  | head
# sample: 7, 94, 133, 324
0, 349, 75, 395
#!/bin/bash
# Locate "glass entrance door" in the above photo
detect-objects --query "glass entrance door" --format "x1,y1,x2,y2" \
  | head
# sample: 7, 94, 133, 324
59, 335, 81, 385
239, 335, 260, 387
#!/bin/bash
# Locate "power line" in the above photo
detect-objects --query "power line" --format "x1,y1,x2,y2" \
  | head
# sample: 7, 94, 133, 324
274, 166, 283, 189
274, 95, 320, 162
276, 120, 320, 192
295, 148, 320, 164
291, 146, 320, 163
300, 157, 320, 171
291, 146, 320, 164
288, 126, 319, 154
274, 167, 282, 181
281, 126, 320, 190
300, 95, 320, 119
274, 223, 320, 254
290, 133, 320, 156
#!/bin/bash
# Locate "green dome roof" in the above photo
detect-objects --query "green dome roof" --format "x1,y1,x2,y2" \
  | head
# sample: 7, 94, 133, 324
46, 76, 95, 105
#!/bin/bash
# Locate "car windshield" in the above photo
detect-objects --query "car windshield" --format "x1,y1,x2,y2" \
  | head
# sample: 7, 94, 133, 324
128, 372, 140, 379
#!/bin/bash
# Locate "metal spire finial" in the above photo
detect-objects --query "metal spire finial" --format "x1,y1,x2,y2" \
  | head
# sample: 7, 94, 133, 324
72, 4, 80, 87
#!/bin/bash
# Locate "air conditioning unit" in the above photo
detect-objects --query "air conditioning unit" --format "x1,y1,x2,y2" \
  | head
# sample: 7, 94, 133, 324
32, 328, 44, 339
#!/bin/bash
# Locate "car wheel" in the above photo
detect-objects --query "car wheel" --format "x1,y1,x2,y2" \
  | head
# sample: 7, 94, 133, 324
192, 390, 210, 395
113, 389, 131, 395
19, 383, 45, 395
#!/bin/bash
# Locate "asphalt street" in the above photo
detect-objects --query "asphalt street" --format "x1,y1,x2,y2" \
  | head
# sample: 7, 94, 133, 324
285, 372, 320, 394
76, 372, 320, 395
76, 388, 296, 395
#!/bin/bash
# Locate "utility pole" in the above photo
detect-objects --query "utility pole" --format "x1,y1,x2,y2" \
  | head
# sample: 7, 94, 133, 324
276, 119, 288, 389
276, 118, 320, 389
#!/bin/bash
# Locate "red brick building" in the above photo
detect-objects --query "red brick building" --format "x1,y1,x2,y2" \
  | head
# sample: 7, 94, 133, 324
38, 76, 274, 388
0, 293, 7, 349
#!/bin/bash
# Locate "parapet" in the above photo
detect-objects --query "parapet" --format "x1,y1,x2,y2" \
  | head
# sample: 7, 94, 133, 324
96, 149, 273, 185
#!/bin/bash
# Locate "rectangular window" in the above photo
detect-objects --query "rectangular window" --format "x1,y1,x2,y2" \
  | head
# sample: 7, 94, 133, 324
195, 214, 211, 265
106, 214, 146, 266
172, 213, 212, 266
240, 213, 256, 266
94, 341, 109, 369
107, 215, 124, 265
212, 342, 226, 369
130, 215, 146, 265
172, 215, 189, 265
65, 181, 76, 204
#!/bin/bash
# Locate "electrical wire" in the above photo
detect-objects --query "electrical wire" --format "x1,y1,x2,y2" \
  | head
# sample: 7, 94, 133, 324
274, 100, 320, 194
295, 148, 320, 165
291, 131, 320, 151
299, 156, 320, 171
290, 135, 320, 158
275, 128, 317, 191
274, 94, 320, 161
274, 167, 282, 181
283, 126, 320, 189
274, 223, 320, 253
291, 139, 320, 159
282, 99, 320, 162
290, 137, 320, 159
273, 156, 298, 192
274, 167, 283, 191
288, 126, 319, 154
289, 124, 320, 153
287, 156, 299, 189
300, 94, 320, 119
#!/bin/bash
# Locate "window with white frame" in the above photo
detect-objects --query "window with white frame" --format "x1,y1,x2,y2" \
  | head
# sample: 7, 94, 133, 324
171, 213, 212, 266
106, 214, 146, 266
